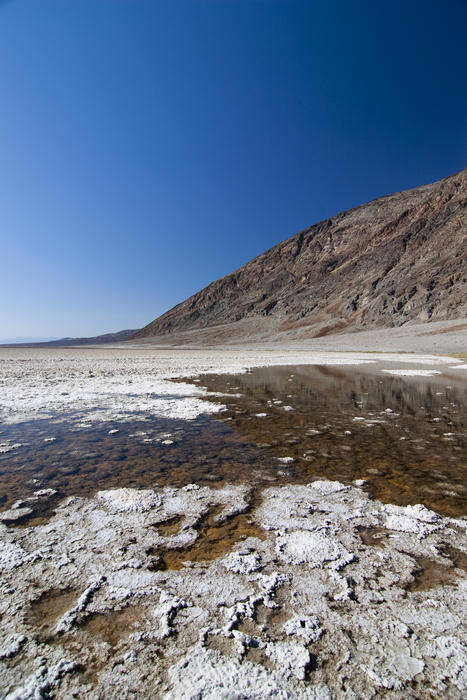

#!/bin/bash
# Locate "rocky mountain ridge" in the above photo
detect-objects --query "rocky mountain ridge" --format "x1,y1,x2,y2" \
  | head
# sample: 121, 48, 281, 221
134, 169, 466, 343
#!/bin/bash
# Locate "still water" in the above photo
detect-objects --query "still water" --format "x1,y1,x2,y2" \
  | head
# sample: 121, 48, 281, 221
0, 364, 466, 522
191, 364, 466, 517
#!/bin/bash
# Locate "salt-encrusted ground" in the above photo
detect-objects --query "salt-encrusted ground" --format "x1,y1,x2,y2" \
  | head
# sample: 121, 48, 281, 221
0, 346, 460, 426
0, 481, 466, 698
0, 347, 466, 698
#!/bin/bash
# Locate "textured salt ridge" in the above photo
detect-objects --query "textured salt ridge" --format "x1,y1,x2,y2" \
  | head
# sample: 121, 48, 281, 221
0, 347, 458, 426
0, 481, 466, 698
382, 369, 442, 377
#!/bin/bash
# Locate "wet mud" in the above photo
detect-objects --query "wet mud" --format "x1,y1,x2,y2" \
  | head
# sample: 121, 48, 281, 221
150, 503, 266, 570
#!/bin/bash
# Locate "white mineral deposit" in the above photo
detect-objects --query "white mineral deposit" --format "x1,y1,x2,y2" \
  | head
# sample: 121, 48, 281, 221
0, 346, 466, 698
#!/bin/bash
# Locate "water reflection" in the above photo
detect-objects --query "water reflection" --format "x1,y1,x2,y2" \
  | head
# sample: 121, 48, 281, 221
0, 363, 465, 523
189, 364, 467, 517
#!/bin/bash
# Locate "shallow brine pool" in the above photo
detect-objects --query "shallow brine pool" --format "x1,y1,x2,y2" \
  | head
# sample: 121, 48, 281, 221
0, 363, 466, 523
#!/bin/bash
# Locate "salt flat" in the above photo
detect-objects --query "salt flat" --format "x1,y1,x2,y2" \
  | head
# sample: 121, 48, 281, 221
0, 346, 466, 699
0, 345, 459, 425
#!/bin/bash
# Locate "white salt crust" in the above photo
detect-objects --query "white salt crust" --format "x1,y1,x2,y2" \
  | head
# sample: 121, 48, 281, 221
0, 346, 458, 426
0, 481, 465, 698
0, 347, 465, 697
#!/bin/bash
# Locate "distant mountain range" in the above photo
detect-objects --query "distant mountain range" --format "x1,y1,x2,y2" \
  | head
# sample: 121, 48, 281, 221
134, 168, 467, 344
0, 329, 138, 347
0, 336, 61, 345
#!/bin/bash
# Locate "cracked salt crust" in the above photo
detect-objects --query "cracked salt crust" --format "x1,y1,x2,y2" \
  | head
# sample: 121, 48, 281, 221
0, 481, 465, 698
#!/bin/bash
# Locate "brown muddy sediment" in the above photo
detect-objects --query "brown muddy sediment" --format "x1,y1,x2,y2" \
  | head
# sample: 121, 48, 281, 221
151, 502, 266, 570
28, 588, 78, 636
80, 606, 146, 647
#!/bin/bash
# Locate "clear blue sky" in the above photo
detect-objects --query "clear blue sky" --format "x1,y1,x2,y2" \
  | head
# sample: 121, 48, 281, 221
1, 0, 466, 338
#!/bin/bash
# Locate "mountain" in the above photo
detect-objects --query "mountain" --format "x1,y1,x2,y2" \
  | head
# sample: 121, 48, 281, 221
2, 329, 139, 347
43, 329, 139, 346
135, 168, 467, 344
0, 336, 61, 345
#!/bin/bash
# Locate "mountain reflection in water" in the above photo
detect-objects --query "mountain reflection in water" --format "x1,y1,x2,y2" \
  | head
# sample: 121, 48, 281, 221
189, 363, 467, 518
0, 363, 465, 523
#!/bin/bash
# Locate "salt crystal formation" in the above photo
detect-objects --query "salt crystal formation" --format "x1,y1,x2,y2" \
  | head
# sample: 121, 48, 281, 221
0, 481, 465, 698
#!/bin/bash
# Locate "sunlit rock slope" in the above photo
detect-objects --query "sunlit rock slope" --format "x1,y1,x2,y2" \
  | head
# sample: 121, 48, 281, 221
134, 168, 466, 343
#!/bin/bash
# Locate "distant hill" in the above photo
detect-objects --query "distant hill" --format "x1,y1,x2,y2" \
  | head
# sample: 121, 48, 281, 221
0, 336, 61, 345
2, 329, 139, 348
134, 168, 467, 344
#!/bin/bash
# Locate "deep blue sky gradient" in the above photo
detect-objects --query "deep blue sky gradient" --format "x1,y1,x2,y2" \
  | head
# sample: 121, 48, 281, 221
1, 0, 466, 337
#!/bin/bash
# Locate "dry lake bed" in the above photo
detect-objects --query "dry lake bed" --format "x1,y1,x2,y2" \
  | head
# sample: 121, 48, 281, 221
0, 346, 466, 698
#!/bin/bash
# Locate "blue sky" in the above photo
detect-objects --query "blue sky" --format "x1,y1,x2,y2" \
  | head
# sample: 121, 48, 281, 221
1, 0, 466, 338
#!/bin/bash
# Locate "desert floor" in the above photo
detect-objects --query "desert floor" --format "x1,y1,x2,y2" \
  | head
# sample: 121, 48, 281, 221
0, 340, 466, 698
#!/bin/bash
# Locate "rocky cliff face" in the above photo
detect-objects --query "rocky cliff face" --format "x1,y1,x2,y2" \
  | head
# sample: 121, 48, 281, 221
135, 168, 467, 342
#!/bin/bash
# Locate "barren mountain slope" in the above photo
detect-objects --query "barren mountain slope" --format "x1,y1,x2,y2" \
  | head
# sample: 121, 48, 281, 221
135, 168, 466, 342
